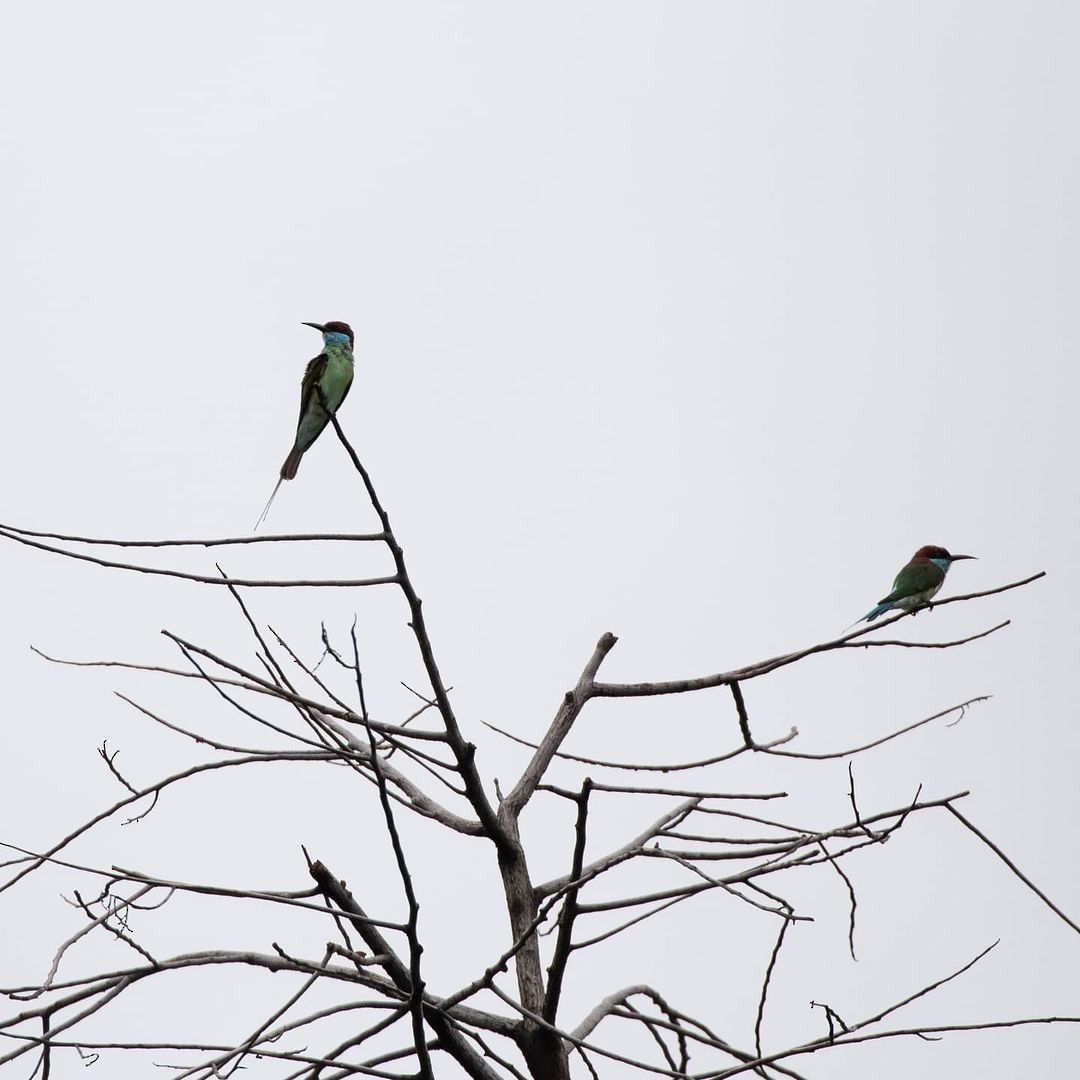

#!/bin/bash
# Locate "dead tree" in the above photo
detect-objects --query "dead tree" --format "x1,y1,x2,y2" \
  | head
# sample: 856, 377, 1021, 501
0, 417, 1066, 1079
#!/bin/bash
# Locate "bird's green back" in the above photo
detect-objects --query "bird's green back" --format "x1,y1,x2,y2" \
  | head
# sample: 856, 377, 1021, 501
884, 560, 944, 602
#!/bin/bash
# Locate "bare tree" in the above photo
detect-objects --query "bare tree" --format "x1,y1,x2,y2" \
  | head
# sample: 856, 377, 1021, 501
0, 418, 1067, 1079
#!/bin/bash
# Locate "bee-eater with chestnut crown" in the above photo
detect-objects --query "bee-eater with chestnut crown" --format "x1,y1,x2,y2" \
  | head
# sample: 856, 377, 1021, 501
255, 321, 355, 530
857, 545, 976, 624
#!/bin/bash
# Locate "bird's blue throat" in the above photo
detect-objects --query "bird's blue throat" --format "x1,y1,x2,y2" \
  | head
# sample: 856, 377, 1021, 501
322, 331, 352, 346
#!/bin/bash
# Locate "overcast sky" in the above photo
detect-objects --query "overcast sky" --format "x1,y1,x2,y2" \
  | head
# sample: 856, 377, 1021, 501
1, 3, 1078, 1077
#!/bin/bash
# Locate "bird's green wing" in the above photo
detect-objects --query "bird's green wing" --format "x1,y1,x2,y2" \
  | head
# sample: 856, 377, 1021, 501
335, 368, 355, 411
880, 561, 944, 604
297, 353, 328, 422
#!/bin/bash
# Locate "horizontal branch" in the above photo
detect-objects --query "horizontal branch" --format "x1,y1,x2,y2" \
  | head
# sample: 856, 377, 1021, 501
800, 1016, 1080, 1057
703, 951, 1080, 1079
0, 752, 342, 896
590, 573, 1043, 700
765, 698, 989, 762
0, 527, 396, 588
910, 572, 1047, 611
605, 1002, 809, 1080
32, 646, 448, 743
570, 791, 969, 915
839, 622, 1010, 650
0, 950, 380, 1061
0, 849, 404, 974
0, 1030, 420, 1078
573, 852, 819, 915
485, 720, 799, 774
587, 784, 786, 800
537, 799, 700, 899
0, 522, 385, 547
108, 865, 405, 930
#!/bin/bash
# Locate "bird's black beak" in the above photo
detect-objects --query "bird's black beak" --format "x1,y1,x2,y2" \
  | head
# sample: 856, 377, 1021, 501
950, 554, 977, 561
301, 321, 326, 333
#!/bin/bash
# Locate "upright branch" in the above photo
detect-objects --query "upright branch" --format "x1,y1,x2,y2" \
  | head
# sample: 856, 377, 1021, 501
327, 413, 504, 847
351, 628, 434, 1080
306, 859, 505, 1080
543, 780, 592, 1024
500, 635, 616, 821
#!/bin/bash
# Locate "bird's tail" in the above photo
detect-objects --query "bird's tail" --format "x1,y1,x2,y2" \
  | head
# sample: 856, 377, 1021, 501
280, 446, 304, 480
841, 602, 892, 635
254, 446, 304, 531
254, 476, 285, 532
862, 601, 893, 624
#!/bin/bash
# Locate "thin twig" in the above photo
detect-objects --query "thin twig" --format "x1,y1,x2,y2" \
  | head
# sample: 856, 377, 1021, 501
483, 719, 797, 773
765, 698, 989, 761
947, 805, 1080, 935
0, 752, 342, 896
754, 899, 793, 1072
818, 841, 858, 961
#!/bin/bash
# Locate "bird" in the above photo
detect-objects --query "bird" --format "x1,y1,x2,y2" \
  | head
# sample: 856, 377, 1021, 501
855, 545, 976, 625
255, 321, 355, 530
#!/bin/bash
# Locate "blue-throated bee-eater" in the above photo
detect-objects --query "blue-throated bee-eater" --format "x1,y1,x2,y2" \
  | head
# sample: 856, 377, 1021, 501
255, 320, 355, 529
856, 545, 976, 624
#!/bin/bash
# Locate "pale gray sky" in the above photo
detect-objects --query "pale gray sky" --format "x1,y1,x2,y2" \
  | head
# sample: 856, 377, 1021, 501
1, 3, 1078, 1077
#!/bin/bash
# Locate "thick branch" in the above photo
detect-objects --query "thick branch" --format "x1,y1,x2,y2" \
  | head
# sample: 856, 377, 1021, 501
543, 781, 592, 1024
309, 709, 484, 835
308, 859, 509, 1079
501, 634, 616, 820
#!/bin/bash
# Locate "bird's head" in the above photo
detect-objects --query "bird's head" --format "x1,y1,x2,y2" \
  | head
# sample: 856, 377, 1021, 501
302, 320, 354, 348
913, 545, 976, 564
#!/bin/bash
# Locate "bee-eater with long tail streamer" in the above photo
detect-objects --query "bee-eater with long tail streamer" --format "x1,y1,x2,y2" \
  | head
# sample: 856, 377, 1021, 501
856, 545, 976, 624
255, 321, 355, 530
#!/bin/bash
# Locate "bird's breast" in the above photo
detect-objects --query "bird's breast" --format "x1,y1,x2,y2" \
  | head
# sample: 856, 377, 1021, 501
321, 352, 354, 411
895, 579, 945, 610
